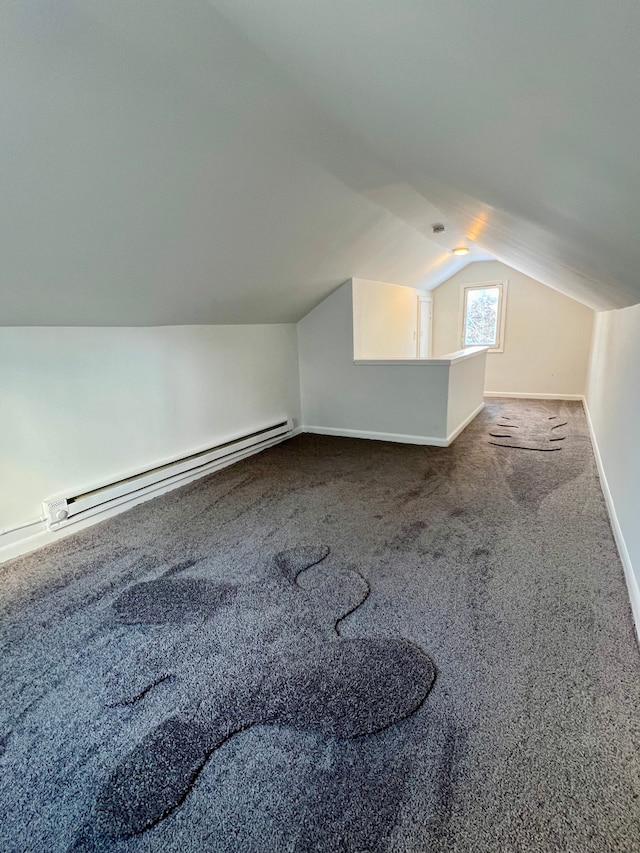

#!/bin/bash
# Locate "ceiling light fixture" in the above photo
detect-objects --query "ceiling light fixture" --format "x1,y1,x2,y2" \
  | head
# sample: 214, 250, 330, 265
452, 247, 470, 256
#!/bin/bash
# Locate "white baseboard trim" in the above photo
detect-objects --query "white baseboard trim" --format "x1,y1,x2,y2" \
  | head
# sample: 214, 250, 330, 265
0, 430, 298, 566
303, 405, 485, 449
583, 397, 640, 644
446, 402, 485, 445
485, 391, 584, 400
303, 425, 449, 447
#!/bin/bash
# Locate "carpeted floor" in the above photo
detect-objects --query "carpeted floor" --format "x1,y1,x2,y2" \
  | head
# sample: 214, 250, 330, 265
2, 399, 639, 852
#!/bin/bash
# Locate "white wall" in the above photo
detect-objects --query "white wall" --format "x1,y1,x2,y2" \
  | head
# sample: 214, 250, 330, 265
352, 278, 421, 359
446, 355, 487, 438
298, 282, 447, 439
0, 325, 301, 551
585, 304, 640, 629
297, 281, 485, 443
432, 261, 594, 397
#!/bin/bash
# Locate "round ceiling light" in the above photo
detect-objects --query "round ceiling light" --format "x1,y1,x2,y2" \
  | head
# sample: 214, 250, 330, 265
452, 247, 470, 256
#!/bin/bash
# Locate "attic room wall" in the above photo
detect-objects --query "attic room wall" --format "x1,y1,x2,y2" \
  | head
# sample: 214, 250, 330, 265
0, 325, 301, 558
352, 279, 421, 359
297, 281, 450, 440
585, 304, 640, 627
297, 279, 487, 444
431, 261, 594, 398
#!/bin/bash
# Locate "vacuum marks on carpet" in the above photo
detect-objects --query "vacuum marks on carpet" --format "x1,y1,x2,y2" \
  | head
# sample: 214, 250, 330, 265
489, 414, 568, 451
77, 546, 435, 845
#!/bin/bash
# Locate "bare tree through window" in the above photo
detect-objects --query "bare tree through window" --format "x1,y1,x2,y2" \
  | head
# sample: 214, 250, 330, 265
463, 286, 501, 347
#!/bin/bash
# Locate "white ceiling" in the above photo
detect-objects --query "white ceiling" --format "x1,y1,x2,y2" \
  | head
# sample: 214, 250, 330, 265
211, 0, 640, 312
1, 0, 638, 325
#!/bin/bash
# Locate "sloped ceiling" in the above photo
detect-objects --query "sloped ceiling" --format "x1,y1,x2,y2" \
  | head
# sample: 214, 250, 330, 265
0, 0, 488, 326
211, 0, 640, 312
1, 0, 638, 325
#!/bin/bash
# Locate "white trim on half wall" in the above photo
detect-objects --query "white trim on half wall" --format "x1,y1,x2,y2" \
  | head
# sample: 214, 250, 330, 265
485, 392, 584, 400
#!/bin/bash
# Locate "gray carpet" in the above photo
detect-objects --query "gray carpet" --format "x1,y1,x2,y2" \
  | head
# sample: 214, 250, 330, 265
2, 399, 639, 852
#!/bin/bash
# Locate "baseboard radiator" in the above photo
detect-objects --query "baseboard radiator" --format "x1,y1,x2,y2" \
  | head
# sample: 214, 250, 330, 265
42, 418, 293, 531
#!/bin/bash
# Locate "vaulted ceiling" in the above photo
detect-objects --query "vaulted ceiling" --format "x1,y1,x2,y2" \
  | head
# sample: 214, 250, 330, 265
1, 0, 638, 325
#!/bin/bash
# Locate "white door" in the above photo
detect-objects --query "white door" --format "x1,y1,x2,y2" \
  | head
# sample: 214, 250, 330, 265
417, 297, 433, 357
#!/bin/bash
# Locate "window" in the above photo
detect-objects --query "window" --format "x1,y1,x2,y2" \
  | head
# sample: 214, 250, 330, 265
461, 281, 507, 352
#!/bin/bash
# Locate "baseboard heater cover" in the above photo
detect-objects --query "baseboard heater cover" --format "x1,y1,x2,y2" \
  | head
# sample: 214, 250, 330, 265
42, 418, 293, 531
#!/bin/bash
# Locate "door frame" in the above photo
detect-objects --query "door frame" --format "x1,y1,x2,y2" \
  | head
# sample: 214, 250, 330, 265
417, 295, 433, 358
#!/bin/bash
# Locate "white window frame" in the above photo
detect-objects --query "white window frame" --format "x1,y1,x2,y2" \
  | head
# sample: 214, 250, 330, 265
460, 280, 508, 353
